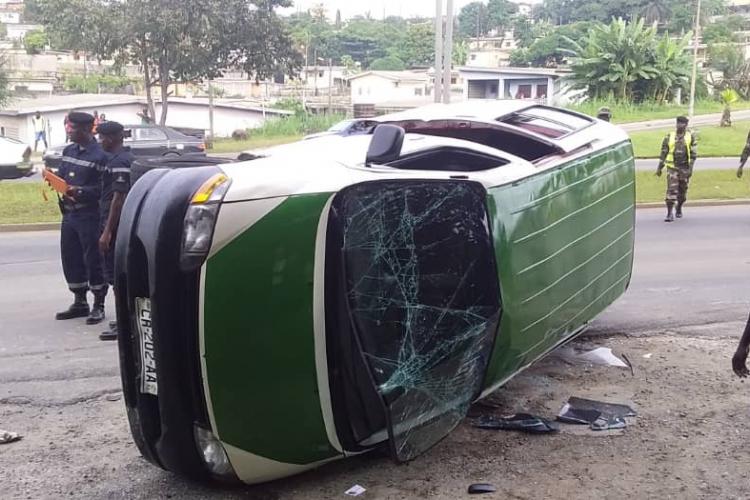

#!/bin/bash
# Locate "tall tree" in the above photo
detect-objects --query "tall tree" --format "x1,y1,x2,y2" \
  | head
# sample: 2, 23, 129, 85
458, 2, 491, 38
31, 0, 301, 125
487, 0, 519, 33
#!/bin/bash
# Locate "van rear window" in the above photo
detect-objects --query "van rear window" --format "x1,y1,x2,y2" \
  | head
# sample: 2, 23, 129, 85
499, 106, 593, 139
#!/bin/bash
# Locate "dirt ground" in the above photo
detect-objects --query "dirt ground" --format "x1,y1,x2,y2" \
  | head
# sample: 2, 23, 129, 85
3, 325, 750, 500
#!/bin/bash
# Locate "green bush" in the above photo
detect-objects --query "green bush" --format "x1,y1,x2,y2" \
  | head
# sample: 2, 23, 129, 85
63, 73, 133, 93
249, 113, 346, 138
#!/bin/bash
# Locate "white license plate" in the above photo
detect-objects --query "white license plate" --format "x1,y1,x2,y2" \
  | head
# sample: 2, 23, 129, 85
136, 297, 158, 396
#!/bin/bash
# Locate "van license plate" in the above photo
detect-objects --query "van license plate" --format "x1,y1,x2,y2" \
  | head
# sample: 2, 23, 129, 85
136, 297, 158, 396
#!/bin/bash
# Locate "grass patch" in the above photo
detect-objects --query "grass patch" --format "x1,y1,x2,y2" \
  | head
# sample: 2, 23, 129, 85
208, 112, 344, 154
636, 169, 750, 203
3, 163, 748, 227
210, 135, 302, 154
0, 182, 61, 224
568, 100, 750, 124
629, 121, 750, 158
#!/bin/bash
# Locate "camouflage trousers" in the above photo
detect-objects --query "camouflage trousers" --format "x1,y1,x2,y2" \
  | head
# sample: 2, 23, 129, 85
665, 167, 690, 204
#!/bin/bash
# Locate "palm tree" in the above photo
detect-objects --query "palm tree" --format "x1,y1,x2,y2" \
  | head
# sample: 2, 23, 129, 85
564, 18, 661, 101
641, 0, 672, 25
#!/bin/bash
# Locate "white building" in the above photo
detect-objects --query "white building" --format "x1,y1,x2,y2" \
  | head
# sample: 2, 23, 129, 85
459, 66, 572, 106
0, 11, 20, 24
467, 34, 519, 68
349, 71, 430, 105
0, 94, 291, 146
7, 23, 42, 41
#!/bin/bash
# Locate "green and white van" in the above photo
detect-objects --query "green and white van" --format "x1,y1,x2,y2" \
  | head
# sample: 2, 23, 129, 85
115, 101, 635, 484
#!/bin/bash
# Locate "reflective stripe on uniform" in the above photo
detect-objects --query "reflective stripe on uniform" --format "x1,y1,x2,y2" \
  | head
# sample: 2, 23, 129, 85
665, 131, 692, 169
89, 283, 105, 291
61, 156, 98, 169
108, 167, 130, 174
68, 282, 88, 290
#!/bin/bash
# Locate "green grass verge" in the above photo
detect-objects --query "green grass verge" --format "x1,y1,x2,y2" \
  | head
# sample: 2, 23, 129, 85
2, 169, 748, 226
636, 169, 750, 203
629, 121, 750, 158
0, 182, 61, 225
209, 135, 302, 154
568, 100, 750, 124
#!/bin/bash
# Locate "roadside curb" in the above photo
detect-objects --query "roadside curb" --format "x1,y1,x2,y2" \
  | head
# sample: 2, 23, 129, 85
635, 199, 750, 209
0, 222, 61, 233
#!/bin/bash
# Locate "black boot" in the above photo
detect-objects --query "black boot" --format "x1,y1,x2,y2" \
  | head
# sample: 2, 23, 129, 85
55, 291, 89, 320
664, 202, 675, 222
99, 322, 118, 341
86, 292, 106, 325
676, 202, 684, 219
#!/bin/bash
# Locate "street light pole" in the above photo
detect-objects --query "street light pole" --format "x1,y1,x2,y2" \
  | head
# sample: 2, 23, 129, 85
434, 0, 444, 103
443, 0, 454, 104
688, 0, 702, 120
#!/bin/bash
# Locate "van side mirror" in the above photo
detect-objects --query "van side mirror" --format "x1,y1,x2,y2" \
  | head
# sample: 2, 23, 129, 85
366, 124, 404, 166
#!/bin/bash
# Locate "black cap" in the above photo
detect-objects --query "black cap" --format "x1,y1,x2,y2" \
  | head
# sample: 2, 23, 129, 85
676, 115, 689, 124
97, 121, 124, 135
68, 111, 95, 125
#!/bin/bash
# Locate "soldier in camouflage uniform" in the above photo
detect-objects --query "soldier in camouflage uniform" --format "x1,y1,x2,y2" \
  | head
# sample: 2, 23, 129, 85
656, 116, 697, 222
735, 129, 750, 179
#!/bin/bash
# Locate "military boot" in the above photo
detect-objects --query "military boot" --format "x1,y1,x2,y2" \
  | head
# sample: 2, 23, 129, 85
664, 202, 675, 223
55, 290, 89, 320
676, 202, 684, 219
99, 322, 118, 341
86, 292, 106, 325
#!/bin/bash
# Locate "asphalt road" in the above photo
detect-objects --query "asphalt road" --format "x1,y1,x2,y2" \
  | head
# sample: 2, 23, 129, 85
2, 205, 748, 383
2, 205, 750, 497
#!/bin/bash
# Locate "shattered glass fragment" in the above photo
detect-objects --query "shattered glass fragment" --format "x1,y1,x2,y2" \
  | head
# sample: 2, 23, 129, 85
591, 415, 627, 431
473, 413, 560, 434
336, 180, 502, 462
468, 483, 498, 494
557, 404, 602, 425
565, 397, 637, 418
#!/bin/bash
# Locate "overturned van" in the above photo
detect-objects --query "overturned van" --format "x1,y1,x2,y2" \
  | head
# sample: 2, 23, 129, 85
114, 101, 635, 484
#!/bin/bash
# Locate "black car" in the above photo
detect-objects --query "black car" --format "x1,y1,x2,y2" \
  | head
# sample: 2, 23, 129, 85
43, 124, 206, 172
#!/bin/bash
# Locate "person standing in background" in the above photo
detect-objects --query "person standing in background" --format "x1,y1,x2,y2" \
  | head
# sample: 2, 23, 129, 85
32, 111, 48, 152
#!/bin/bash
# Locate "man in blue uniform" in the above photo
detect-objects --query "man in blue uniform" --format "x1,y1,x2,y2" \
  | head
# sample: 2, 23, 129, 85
55, 112, 109, 325
96, 121, 134, 341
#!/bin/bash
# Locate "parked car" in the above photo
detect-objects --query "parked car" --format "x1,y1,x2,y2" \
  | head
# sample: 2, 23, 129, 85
0, 136, 33, 179
43, 124, 206, 172
115, 101, 636, 485
303, 118, 378, 140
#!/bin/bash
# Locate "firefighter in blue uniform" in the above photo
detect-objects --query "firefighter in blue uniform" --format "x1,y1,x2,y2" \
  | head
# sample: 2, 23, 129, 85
55, 112, 109, 324
96, 121, 134, 341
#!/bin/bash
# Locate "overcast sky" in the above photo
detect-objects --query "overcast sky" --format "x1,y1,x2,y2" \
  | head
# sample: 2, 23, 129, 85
282, 0, 481, 20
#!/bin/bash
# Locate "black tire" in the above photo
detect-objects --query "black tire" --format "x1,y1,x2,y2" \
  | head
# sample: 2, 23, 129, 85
131, 155, 234, 185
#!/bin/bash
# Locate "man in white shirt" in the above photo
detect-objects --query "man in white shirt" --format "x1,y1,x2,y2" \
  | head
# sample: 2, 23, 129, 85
32, 111, 48, 152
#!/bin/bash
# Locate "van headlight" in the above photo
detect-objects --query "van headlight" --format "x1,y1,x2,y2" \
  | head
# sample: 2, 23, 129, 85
180, 173, 231, 271
193, 425, 237, 480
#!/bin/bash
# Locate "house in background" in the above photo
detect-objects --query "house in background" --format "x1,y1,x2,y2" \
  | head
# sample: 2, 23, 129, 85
0, 93, 291, 146
349, 71, 430, 105
466, 34, 518, 68
458, 66, 572, 106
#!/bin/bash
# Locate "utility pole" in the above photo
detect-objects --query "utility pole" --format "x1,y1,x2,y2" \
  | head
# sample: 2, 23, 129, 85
328, 58, 333, 114
208, 79, 215, 148
434, 0, 444, 103
443, 0, 455, 104
688, 0, 702, 120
